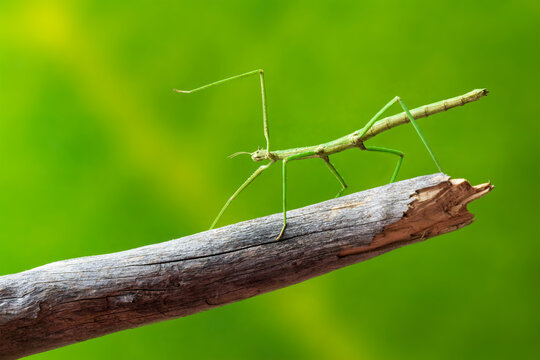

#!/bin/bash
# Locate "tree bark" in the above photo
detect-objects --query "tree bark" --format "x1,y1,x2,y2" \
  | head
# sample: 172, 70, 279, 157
0, 173, 493, 359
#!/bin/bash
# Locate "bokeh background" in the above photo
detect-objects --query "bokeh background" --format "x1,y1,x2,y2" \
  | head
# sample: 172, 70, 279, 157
1, 1, 539, 359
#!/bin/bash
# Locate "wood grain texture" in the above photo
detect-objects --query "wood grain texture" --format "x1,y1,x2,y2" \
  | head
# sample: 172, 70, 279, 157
0, 173, 493, 359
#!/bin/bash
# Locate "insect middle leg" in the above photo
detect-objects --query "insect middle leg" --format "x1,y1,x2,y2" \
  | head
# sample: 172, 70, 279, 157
277, 151, 317, 241
322, 156, 348, 198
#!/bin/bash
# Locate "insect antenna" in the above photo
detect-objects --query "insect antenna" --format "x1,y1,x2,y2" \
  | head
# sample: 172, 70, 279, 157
227, 151, 252, 159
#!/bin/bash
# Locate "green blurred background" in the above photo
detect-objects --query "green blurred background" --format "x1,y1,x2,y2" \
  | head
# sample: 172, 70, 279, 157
1, 0, 538, 359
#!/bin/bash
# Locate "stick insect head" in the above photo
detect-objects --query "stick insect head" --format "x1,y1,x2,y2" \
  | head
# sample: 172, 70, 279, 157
251, 147, 268, 162
228, 147, 268, 162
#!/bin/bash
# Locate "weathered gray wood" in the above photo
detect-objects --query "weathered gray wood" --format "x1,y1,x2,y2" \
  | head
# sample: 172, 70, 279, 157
0, 173, 493, 359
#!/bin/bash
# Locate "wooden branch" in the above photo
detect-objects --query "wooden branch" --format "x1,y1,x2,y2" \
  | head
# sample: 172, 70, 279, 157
0, 174, 493, 359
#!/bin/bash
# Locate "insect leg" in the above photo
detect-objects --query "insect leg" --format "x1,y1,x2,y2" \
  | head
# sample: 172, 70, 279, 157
364, 146, 404, 183
277, 159, 288, 241
357, 97, 400, 138
396, 98, 442, 172
258, 70, 271, 153
174, 69, 260, 94
358, 96, 442, 173
322, 156, 348, 198
210, 160, 275, 230
277, 151, 317, 241
174, 69, 271, 152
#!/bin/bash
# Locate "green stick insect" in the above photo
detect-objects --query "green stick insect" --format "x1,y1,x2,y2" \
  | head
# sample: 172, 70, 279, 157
174, 70, 488, 240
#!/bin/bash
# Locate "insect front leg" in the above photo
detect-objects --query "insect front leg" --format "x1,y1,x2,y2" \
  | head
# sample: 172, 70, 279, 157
210, 160, 274, 230
174, 69, 271, 153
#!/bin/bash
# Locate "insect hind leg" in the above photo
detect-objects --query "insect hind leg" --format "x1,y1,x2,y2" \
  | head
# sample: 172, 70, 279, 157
364, 146, 404, 183
396, 97, 442, 172
357, 96, 443, 173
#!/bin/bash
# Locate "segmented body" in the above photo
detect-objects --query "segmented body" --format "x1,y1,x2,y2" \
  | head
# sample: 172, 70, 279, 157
175, 70, 488, 240
253, 88, 488, 162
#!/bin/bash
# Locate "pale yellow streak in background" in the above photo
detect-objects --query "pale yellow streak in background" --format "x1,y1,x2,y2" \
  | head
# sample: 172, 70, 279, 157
0, 3, 371, 357
0, 1, 217, 226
